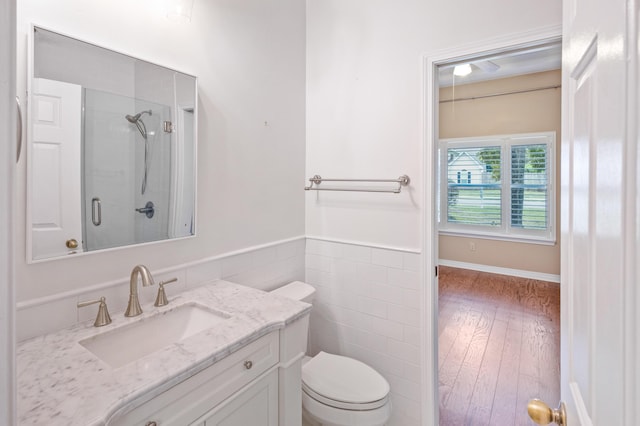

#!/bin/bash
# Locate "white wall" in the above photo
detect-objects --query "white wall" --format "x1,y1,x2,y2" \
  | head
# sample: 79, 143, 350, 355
306, 0, 562, 249
16, 0, 306, 302
306, 2, 562, 425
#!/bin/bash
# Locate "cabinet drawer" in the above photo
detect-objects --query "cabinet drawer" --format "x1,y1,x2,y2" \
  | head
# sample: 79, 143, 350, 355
198, 369, 278, 426
109, 331, 279, 426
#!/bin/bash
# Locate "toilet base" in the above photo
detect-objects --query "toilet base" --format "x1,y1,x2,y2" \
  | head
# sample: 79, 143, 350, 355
302, 390, 391, 426
302, 408, 320, 426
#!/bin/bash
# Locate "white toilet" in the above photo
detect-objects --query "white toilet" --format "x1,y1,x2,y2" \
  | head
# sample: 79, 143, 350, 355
271, 281, 392, 426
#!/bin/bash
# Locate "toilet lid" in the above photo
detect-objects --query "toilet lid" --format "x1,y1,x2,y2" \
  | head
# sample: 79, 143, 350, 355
302, 352, 390, 408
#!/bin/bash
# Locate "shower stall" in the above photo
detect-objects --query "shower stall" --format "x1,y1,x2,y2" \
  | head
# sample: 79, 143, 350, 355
82, 89, 172, 251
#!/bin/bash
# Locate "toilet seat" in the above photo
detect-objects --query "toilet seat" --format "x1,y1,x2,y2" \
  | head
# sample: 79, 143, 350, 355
303, 383, 389, 410
302, 391, 392, 426
302, 352, 390, 411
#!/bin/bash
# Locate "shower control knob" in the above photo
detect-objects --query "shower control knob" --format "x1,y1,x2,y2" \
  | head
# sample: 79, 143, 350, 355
135, 201, 155, 218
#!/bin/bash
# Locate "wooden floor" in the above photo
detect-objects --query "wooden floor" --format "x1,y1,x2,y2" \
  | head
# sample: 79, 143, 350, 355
438, 266, 560, 426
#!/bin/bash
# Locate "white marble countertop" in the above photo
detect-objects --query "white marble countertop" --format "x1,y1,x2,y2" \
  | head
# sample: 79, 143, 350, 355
17, 280, 311, 426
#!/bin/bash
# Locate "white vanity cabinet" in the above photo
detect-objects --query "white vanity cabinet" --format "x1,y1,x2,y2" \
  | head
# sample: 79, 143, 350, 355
110, 331, 281, 426
108, 313, 309, 426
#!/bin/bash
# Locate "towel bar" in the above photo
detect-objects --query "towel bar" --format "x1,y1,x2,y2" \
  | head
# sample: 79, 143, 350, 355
304, 175, 410, 194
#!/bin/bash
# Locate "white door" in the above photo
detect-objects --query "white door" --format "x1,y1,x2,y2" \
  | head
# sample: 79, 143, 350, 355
30, 78, 83, 260
544, 0, 638, 424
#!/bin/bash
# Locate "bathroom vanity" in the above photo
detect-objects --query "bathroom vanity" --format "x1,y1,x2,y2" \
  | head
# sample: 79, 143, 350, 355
16, 281, 311, 426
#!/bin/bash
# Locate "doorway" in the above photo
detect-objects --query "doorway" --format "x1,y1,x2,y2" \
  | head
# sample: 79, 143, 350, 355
428, 37, 562, 425
438, 268, 560, 425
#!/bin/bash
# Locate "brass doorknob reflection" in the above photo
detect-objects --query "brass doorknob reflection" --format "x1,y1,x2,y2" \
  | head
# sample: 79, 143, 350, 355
528, 399, 566, 425
66, 239, 78, 249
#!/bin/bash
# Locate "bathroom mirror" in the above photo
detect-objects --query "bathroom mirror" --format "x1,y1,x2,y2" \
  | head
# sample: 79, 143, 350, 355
28, 26, 197, 262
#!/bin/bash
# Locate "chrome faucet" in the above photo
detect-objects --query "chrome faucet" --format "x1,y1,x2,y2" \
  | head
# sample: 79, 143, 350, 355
125, 265, 155, 317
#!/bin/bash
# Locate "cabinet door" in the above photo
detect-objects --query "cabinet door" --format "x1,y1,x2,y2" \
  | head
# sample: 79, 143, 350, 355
200, 370, 278, 426
108, 332, 279, 426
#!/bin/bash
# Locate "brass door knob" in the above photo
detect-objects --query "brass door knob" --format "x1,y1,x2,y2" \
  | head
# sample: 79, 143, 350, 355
528, 399, 566, 425
66, 239, 78, 249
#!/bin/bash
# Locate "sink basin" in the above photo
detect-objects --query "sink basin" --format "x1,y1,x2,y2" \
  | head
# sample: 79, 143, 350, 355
79, 303, 231, 368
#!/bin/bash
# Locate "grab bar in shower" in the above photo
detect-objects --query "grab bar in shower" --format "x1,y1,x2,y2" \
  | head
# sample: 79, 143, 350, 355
304, 175, 411, 194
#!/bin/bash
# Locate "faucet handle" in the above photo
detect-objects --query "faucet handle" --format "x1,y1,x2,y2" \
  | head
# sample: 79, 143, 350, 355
78, 297, 112, 327
154, 278, 178, 307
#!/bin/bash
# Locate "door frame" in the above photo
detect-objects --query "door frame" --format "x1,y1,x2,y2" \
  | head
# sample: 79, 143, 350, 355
0, 0, 17, 424
420, 25, 562, 425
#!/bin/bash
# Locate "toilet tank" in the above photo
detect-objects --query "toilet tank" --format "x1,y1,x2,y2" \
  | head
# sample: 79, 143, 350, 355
270, 281, 316, 303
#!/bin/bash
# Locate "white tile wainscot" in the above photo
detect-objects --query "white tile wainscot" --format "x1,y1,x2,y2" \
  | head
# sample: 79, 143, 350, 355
305, 238, 422, 426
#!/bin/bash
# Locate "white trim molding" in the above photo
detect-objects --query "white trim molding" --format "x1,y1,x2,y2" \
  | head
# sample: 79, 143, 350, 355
17, 235, 306, 311
305, 235, 421, 254
438, 259, 560, 283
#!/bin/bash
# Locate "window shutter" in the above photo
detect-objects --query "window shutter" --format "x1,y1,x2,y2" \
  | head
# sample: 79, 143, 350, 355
510, 144, 548, 230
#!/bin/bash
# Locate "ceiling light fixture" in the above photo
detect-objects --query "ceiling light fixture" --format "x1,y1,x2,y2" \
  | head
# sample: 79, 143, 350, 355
472, 60, 500, 73
167, 0, 195, 22
453, 63, 473, 77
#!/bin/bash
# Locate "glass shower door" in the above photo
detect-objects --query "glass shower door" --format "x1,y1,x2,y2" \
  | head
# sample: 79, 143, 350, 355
82, 89, 172, 251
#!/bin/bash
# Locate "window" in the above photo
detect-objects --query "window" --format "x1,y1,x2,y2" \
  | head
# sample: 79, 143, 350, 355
438, 132, 555, 243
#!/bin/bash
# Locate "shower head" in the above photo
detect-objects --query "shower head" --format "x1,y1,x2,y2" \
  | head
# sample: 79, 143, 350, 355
125, 109, 152, 123
126, 109, 152, 140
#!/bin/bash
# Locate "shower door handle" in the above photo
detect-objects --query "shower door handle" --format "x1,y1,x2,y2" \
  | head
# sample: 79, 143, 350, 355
92, 197, 102, 226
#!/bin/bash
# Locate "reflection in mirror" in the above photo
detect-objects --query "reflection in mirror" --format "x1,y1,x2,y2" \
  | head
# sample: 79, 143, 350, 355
29, 27, 197, 261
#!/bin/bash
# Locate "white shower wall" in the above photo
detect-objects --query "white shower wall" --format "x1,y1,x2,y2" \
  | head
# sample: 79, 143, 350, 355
305, 238, 422, 426
130, 100, 172, 244
83, 89, 137, 250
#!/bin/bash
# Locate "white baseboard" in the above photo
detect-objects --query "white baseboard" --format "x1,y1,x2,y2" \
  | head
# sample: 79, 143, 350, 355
438, 259, 560, 283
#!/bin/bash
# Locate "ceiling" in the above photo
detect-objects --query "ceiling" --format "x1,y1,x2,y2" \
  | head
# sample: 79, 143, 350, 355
438, 42, 562, 87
